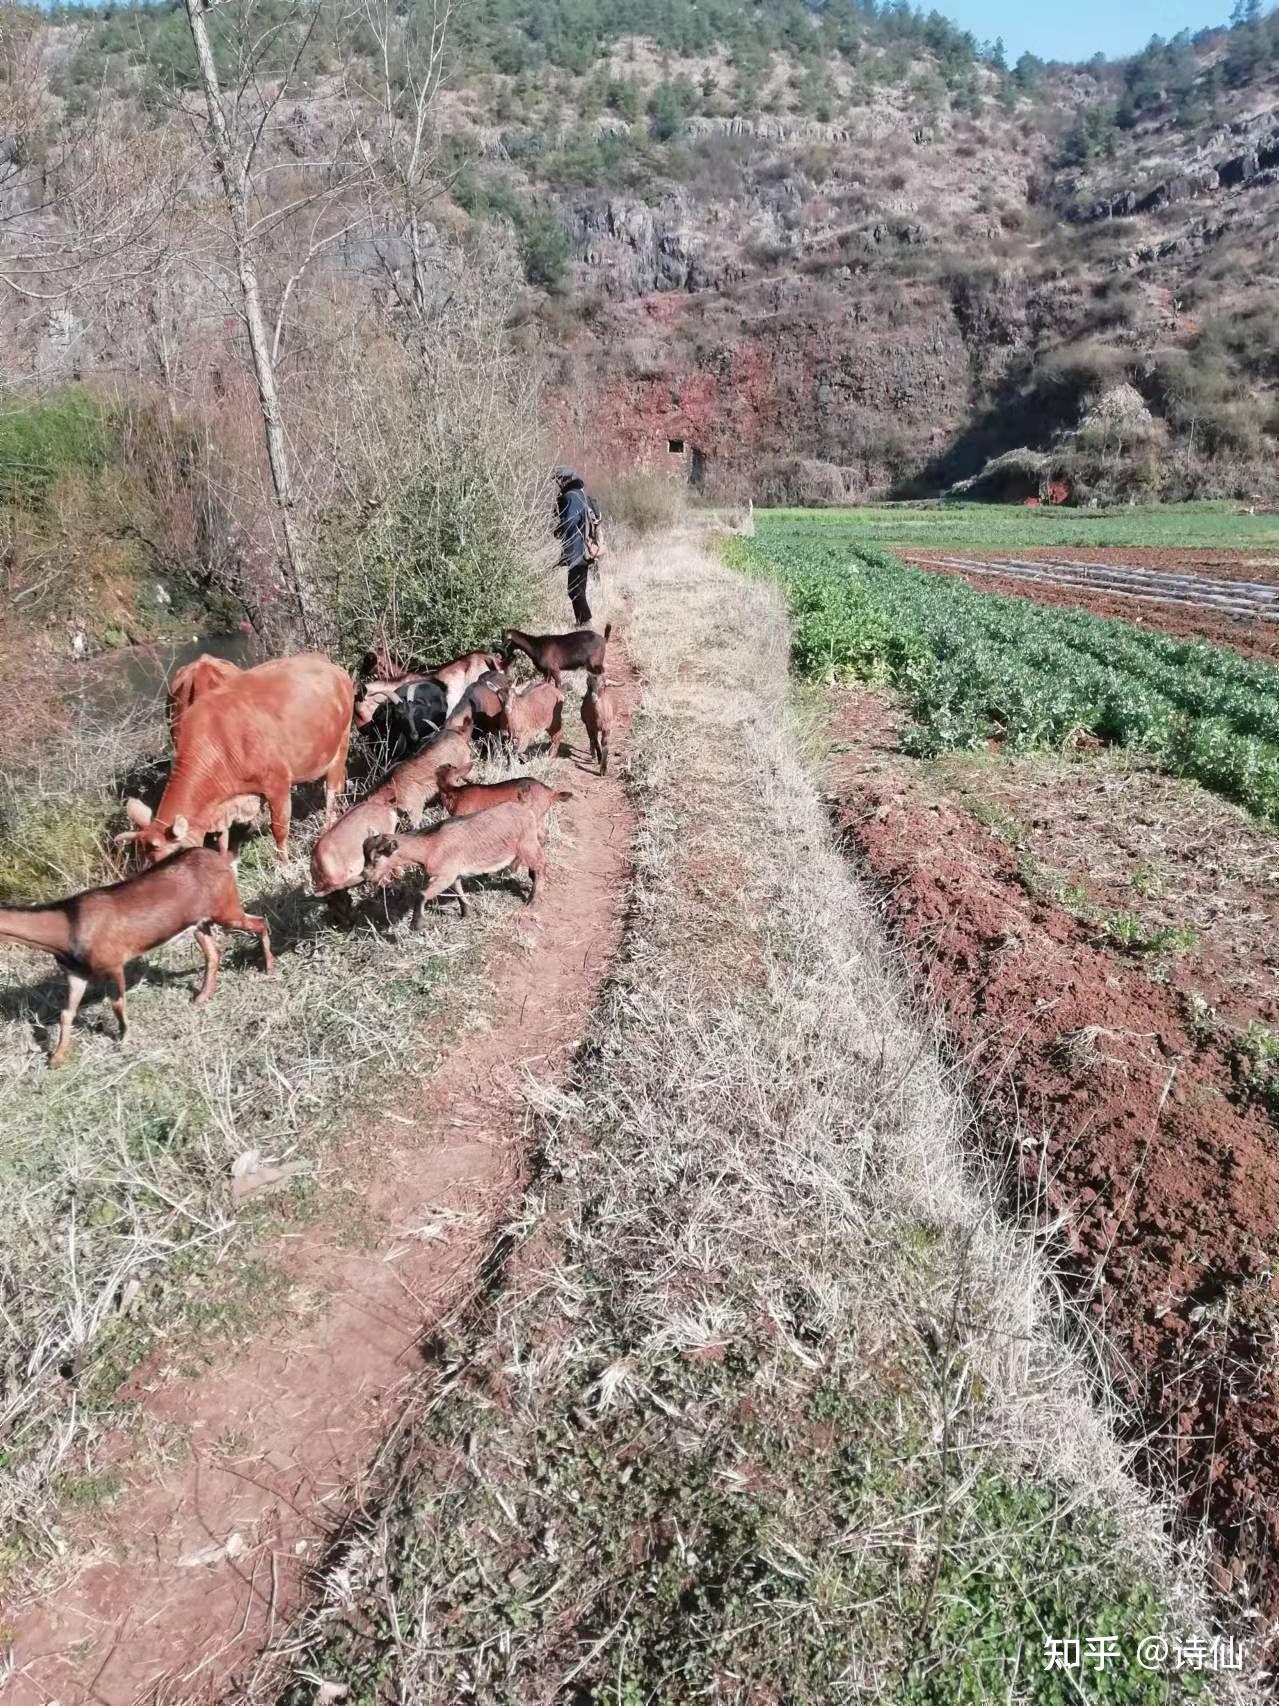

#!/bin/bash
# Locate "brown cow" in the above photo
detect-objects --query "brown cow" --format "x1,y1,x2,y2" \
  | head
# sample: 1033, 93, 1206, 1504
124, 654, 354, 864
167, 655, 242, 738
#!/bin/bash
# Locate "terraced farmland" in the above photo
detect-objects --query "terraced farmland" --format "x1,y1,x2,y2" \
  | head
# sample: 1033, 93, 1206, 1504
731, 528, 1279, 825
733, 510, 1279, 1646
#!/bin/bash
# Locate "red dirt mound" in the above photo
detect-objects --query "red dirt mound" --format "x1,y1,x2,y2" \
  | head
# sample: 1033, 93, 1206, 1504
828, 707, 1279, 1621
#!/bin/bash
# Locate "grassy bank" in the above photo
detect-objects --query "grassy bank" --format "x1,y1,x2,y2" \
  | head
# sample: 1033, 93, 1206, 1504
0, 707, 573, 1584
762, 502, 1279, 553
258, 541, 1237, 1703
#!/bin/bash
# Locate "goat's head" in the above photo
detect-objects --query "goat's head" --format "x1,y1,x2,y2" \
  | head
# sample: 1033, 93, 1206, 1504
361, 833, 399, 885
118, 798, 196, 864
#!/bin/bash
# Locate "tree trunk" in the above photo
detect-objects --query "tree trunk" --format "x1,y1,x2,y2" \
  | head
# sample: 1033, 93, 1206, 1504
183, 0, 319, 644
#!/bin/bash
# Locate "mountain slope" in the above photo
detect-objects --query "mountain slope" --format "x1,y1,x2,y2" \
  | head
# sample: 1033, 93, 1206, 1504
10, 0, 1279, 503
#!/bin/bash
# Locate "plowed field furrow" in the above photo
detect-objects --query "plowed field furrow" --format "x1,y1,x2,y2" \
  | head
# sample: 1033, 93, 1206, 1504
905, 553, 1279, 621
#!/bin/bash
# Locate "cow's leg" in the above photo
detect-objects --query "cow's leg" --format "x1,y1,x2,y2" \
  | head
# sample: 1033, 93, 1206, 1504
324, 726, 351, 826
192, 926, 221, 1005
50, 972, 89, 1068
266, 786, 292, 861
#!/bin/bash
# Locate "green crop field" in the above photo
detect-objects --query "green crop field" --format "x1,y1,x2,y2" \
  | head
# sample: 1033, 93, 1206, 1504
729, 518, 1279, 827
759, 500, 1279, 553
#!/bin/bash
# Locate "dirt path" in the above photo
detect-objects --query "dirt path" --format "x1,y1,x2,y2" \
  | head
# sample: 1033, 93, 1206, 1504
901, 552, 1279, 662
5, 661, 638, 1706
825, 691, 1279, 1635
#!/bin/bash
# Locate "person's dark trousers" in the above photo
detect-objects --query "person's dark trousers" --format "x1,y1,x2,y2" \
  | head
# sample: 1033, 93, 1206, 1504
568, 562, 592, 625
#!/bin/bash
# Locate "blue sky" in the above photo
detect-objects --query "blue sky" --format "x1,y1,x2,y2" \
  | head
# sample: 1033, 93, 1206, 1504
951, 0, 1231, 62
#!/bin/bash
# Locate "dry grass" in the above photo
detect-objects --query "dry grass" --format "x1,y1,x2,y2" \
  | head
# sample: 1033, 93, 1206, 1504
0, 707, 569, 1591
256, 540, 1251, 1702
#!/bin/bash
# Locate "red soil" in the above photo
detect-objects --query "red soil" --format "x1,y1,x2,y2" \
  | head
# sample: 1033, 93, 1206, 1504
827, 699, 1279, 1625
902, 555, 1279, 664
5, 664, 638, 1706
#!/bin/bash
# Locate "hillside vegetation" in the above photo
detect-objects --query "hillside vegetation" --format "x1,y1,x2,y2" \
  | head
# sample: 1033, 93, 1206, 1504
7, 0, 1279, 512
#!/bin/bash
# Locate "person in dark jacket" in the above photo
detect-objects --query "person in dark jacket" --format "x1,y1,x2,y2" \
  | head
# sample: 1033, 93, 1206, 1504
554, 467, 594, 626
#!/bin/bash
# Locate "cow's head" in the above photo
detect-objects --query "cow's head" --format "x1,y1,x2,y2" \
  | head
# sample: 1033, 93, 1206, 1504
119, 798, 195, 863
361, 833, 399, 885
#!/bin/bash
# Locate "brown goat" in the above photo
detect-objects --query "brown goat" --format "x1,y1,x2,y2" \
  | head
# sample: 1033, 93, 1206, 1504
0, 849, 274, 1067
308, 710, 476, 904
354, 649, 502, 729
435, 764, 572, 821
499, 679, 564, 759
362, 802, 547, 925
309, 792, 400, 902
455, 670, 510, 739
385, 708, 475, 821
501, 624, 610, 687
580, 672, 615, 775
433, 649, 503, 712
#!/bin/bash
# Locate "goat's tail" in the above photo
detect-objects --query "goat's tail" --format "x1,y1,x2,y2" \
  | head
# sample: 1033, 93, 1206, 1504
603, 622, 613, 642
553, 789, 574, 804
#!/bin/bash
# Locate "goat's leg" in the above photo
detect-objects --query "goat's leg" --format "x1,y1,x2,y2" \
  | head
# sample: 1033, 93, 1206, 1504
216, 828, 230, 853
523, 836, 546, 906
412, 872, 467, 926
222, 907, 276, 975
325, 889, 355, 928
192, 925, 222, 1005
50, 971, 89, 1068
110, 969, 129, 1043
548, 701, 563, 759
599, 734, 609, 776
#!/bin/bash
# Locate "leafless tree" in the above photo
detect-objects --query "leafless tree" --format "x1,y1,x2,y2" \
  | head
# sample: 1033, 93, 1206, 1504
180, 0, 373, 640
0, 5, 194, 372
343, 0, 452, 325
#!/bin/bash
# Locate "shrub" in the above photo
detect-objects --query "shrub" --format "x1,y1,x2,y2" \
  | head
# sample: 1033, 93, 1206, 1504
593, 470, 687, 534
0, 787, 120, 902
520, 210, 571, 291
648, 76, 699, 142
0, 389, 112, 514
315, 257, 542, 665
